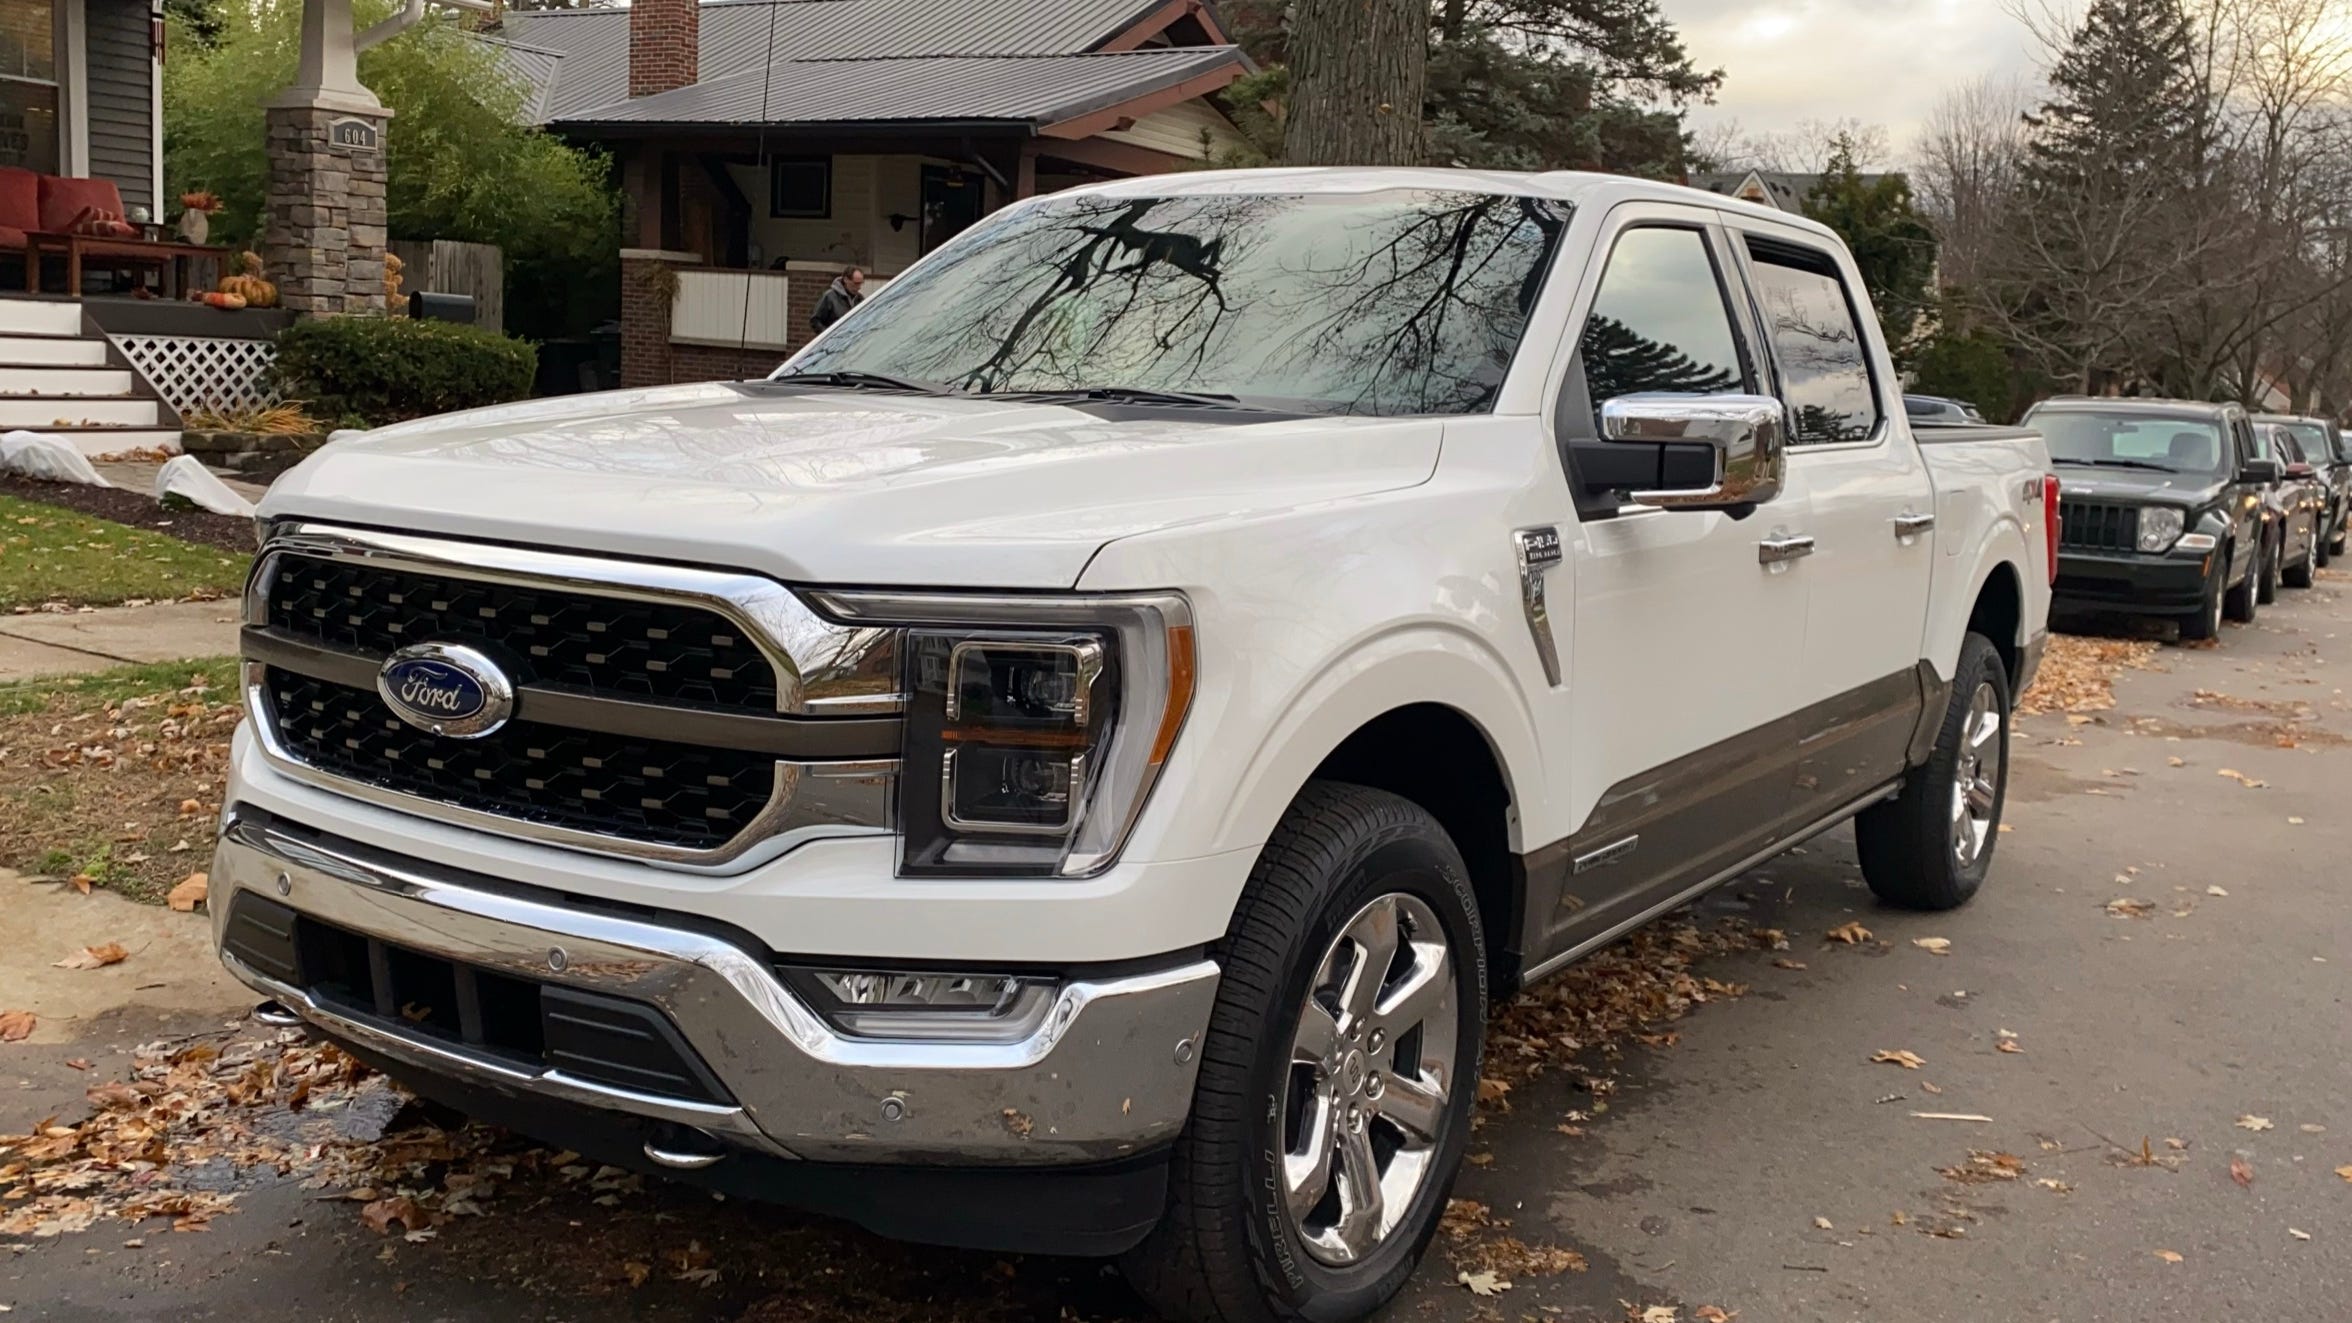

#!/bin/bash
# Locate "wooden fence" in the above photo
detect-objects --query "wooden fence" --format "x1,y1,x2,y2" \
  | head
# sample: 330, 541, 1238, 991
388, 239, 505, 333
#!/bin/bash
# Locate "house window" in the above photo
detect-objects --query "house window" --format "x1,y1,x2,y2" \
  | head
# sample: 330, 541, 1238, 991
770, 157, 831, 219
0, 0, 60, 174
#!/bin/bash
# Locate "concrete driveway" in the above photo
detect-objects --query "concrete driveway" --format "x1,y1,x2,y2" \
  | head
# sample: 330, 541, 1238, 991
5, 577, 2350, 1321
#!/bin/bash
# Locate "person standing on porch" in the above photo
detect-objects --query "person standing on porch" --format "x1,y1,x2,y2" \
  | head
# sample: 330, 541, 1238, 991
810, 267, 866, 334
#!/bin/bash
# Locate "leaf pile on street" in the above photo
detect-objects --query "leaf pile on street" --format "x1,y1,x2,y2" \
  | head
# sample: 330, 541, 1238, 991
1441, 1197, 1588, 1289
2015, 633, 2159, 717
0, 661, 240, 904
1485, 918, 1752, 1087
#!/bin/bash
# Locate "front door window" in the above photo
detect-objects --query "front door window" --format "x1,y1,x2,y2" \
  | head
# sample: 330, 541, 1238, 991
0, 0, 59, 174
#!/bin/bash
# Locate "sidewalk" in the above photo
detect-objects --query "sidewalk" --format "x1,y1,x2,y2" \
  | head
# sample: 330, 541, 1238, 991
0, 599, 243, 681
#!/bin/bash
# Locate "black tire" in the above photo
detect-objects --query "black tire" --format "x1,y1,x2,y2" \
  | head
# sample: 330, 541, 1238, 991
2316, 520, 2332, 568
2285, 530, 2316, 589
2226, 538, 2260, 623
1122, 782, 1487, 1323
1856, 633, 2011, 912
2258, 530, 2281, 604
2181, 555, 2225, 642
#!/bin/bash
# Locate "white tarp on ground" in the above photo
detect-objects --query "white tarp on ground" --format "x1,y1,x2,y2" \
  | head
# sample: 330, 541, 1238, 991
154, 455, 257, 518
0, 430, 114, 487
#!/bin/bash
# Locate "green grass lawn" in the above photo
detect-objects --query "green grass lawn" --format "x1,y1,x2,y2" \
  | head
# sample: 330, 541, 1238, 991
0, 493, 251, 610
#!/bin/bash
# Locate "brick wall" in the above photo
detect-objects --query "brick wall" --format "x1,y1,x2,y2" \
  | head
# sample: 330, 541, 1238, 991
618, 255, 676, 388
629, 0, 699, 98
622, 257, 854, 387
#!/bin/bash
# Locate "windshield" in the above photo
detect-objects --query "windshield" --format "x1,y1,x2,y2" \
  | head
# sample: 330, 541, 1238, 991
2034, 411, 2229, 476
2285, 421, 2338, 464
783, 189, 1570, 416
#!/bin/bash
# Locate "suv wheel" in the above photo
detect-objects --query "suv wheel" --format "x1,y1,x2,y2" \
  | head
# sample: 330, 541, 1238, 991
2285, 530, 2316, 589
1124, 782, 1486, 1323
2258, 531, 2282, 604
2182, 556, 2225, 642
1856, 632, 2010, 911
2226, 538, 2261, 623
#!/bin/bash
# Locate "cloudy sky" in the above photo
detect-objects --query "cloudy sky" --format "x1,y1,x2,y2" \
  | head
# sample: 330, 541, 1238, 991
1665, 0, 2046, 158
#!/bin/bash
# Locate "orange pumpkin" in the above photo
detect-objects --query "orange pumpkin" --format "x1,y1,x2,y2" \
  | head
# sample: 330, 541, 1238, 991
215, 252, 279, 309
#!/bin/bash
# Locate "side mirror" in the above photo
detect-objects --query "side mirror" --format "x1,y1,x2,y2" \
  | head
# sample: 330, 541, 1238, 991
2288, 462, 2317, 480
2242, 459, 2282, 484
1600, 392, 1787, 510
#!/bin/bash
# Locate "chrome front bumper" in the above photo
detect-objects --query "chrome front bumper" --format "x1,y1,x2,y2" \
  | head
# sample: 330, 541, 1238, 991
211, 812, 1220, 1165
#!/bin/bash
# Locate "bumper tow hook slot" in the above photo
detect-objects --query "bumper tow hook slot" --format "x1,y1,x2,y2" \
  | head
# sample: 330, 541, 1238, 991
253, 1000, 303, 1027
643, 1129, 728, 1171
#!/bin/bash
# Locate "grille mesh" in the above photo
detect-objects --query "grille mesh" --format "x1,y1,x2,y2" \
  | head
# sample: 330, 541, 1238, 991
2058, 500, 2139, 552
265, 669, 776, 851
266, 554, 781, 714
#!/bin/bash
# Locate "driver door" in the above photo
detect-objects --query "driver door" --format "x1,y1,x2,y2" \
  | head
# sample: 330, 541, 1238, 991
1521, 206, 1811, 974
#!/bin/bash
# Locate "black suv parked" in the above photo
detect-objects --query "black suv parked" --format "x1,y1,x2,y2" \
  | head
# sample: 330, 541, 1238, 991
2023, 397, 2277, 640
2256, 413, 2349, 566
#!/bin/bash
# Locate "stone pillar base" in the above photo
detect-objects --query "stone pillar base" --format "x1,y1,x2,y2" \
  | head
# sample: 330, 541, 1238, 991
264, 103, 391, 318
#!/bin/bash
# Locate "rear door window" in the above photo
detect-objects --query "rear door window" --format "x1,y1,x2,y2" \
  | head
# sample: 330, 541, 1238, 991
1743, 241, 1882, 446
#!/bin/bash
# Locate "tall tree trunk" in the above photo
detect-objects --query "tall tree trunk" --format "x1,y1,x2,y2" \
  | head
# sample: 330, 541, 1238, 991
1284, 0, 1427, 166
1440, 0, 1467, 41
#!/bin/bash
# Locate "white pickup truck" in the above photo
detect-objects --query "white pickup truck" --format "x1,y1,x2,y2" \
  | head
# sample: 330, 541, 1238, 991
215, 169, 2053, 1322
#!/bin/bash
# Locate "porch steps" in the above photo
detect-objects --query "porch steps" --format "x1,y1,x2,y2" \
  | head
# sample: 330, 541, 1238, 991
0, 298, 179, 458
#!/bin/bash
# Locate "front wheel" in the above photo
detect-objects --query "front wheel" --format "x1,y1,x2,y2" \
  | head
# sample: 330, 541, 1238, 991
2181, 555, 2226, 642
1856, 633, 2010, 911
2285, 526, 2316, 589
1123, 782, 1487, 1323
2227, 538, 2261, 623
2258, 530, 2282, 604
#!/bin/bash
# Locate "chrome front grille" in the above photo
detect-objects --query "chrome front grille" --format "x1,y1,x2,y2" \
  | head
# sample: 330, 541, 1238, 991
244, 524, 902, 867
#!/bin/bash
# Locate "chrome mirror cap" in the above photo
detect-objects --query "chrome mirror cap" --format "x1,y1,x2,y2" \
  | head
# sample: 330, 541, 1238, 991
1600, 392, 1788, 510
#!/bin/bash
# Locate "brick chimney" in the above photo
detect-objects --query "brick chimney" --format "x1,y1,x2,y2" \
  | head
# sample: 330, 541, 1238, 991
629, 0, 699, 97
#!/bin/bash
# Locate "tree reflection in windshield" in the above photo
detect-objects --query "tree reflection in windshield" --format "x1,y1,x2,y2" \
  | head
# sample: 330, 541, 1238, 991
788, 190, 1569, 416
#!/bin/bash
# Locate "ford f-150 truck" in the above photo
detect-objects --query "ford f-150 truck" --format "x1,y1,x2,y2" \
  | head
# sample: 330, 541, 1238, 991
214, 169, 2053, 1322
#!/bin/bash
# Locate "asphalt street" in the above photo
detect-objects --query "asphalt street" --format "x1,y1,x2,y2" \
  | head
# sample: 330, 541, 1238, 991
6, 574, 2350, 1321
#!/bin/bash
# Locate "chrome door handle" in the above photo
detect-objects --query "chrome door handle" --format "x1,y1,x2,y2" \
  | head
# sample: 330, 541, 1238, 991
1893, 512, 1937, 538
1758, 535, 1816, 566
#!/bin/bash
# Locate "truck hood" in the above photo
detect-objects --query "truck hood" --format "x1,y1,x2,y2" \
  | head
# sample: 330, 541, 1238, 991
261, 383, 1445, 588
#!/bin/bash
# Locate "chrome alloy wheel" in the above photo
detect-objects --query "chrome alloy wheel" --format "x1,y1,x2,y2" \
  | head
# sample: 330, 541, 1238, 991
1950, 680, 2004, 865
1280, 892, 1460, 1266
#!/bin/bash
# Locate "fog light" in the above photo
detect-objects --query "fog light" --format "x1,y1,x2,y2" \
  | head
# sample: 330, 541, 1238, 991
794, 969, 1058, 1041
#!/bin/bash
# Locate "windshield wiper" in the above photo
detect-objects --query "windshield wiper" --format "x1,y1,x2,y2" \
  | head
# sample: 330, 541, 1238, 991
2061, 457, 2178, 473
993, 385, 1252, 410
766, 370, 959, 395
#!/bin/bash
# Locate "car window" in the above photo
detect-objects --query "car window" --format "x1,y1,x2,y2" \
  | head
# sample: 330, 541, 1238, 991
1743, 241, 1881, 446
2033, 411, 2229, 475
2277, 429, 2306, 465
2286, 421, 2335, 463
1576, 226, 1745, 425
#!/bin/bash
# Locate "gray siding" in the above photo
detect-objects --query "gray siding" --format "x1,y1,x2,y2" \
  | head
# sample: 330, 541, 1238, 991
85, 0, 153, 213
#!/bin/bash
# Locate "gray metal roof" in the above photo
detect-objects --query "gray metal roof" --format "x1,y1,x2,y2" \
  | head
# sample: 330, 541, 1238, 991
497, 0, 1182, 125
564, 47, 1242, 129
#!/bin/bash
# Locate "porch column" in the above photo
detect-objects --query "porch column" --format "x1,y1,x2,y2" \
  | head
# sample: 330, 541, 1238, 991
262, 0, 393, 316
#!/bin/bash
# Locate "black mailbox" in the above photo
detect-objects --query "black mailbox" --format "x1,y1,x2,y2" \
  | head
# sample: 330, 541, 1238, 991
408, 291, 476, 324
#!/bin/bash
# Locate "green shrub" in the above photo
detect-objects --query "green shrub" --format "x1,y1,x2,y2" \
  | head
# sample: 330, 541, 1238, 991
271, 316, 537, 427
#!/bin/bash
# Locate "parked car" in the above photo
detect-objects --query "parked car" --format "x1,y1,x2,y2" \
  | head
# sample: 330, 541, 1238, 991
1906, 393, 1988, 424
214, 170, 2055, 1323
2023, 396, 2276, 639
2256, 422, 2325, 596
2257, 412, 2348, 565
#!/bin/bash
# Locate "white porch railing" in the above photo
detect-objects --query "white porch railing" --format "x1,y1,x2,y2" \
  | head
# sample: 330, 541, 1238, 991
671, 269, 796, 351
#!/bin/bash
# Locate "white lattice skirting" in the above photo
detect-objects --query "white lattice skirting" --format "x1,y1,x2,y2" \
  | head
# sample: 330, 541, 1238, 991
110, 334, 280, 419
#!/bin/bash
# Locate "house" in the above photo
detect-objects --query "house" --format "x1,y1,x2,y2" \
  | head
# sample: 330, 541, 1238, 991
491, 0, 1255, 387
1689, 169, 1892, 214
1, 0, 162, 226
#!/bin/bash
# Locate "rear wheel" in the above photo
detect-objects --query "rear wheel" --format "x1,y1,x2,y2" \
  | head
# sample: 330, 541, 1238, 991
2226, 538, 2261, 623
1123, 782, 1486, 1323
1857, 633, 2010, 912
2258, 530, 2282, 604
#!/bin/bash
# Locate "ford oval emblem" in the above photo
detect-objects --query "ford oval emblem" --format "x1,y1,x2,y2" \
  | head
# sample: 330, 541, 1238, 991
377, 643, 515, 739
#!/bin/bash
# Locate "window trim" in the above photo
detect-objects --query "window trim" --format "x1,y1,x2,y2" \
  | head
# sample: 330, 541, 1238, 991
1732, 232, 1889, 452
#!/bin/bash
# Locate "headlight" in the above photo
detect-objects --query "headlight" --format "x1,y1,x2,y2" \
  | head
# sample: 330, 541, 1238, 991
2138, 507, 2185, 552
809, 591, 1196, 878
